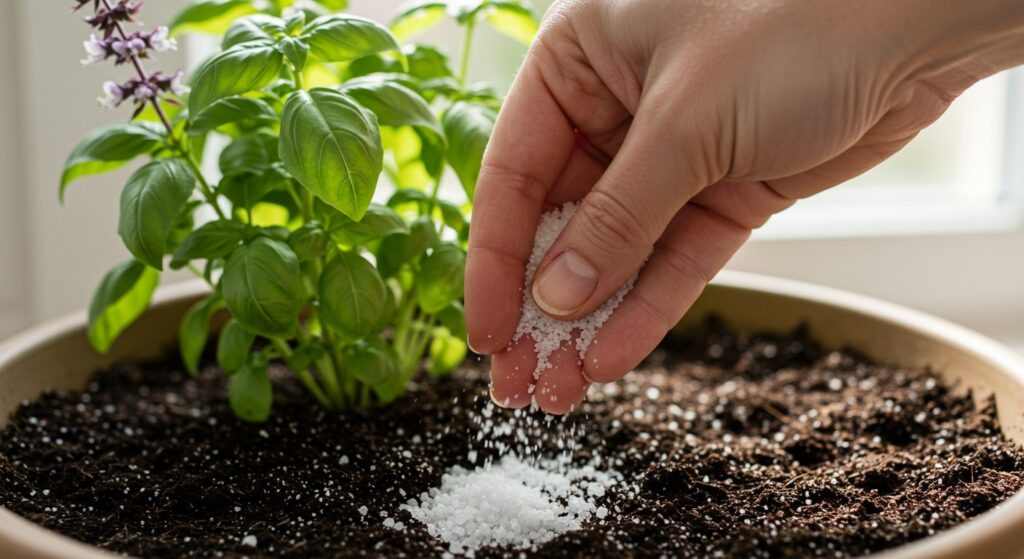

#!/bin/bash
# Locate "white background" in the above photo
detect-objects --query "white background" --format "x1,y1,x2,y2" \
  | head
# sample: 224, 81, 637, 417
0, 0, 1022, 352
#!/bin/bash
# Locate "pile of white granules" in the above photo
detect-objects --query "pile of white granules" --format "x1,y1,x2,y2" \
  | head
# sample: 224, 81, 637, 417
512, 202, 638, 379
392, 204, 640, 555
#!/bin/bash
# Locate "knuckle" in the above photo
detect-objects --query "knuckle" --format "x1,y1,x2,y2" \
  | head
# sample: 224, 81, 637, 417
576, 190, 651, 254
478, 161, 548, 205
656, 242, 711, 292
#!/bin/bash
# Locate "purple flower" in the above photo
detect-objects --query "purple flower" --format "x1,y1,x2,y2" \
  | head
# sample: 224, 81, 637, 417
98, 80, 125, 108
152, 70, 188, 97
84, 1, 141, 38
81, 34, 108, 65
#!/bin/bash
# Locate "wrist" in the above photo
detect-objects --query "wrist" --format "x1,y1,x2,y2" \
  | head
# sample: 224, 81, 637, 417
898, 0, 1024, 94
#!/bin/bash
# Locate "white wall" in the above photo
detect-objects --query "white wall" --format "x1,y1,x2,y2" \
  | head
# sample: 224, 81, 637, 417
1, 0, 1022, 352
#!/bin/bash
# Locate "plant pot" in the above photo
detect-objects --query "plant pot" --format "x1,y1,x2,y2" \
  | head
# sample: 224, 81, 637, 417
1, 272, 1023, 559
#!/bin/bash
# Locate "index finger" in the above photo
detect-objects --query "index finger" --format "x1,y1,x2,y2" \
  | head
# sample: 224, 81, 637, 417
465, 54, 576, 354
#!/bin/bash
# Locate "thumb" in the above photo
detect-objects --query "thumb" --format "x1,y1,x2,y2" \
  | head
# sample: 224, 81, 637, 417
530, 97, 716, 320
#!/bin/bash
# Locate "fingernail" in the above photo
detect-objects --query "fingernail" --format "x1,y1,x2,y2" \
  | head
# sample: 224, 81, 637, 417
532, 251, 598, 317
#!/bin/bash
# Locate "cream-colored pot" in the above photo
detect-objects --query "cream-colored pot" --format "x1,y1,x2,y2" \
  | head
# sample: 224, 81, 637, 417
1, 272, 1023, 559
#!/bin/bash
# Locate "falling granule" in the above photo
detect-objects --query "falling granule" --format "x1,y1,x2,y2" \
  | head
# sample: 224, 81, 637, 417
513, 202, 638, 379
401, 454, 619, 554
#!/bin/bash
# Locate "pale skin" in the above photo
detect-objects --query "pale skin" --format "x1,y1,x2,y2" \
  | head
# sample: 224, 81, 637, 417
465, 0, 1024, 414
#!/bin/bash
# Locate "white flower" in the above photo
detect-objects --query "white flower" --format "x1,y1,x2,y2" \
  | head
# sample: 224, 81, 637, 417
98, 81, 124, 109
133, 83, 156, 101
81, 34, 107, 66
167, 71, 189, 96
147, 27, 177, 52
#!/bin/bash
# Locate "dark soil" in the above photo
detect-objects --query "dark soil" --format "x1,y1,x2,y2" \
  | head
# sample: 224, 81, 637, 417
2, 319, 1024, 558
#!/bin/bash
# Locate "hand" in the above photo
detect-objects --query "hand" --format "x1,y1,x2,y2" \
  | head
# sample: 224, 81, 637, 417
465, 0, 1024, 413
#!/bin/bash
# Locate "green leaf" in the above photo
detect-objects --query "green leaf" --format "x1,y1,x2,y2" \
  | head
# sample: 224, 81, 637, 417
219, 165, 290, 211
179, 293, 223, 374
170, 220, 247, 269
390, 1, 447, 41
344, 336, 398, 385
187, 96, 279, 135
417, 243, 466, 313
486, 2, 539, 46
386, 188, 429, 210
301, 14, 401, 63
451, 0, 487, 21
217, 319, 256, 373
118, 159, 196, 270
328, 203, 408, 246
405, 44, 454, 81
287, 340, 325, 372
170, 0, 258, 36
88, 259, 160, 354
288, 221, 329, 262
279, 88, 383, 220
222, 237, 303, 338
279, 37, 310, 72
189, 42, 285, 117
442, 101, 495, 199
60, 123, 164, 200
436, 301, 466, 339
220, 132, 279, 176
340, 77, 445, 140
428, 328, 467, 375
376, 216, 436, 277
223, 15, 286, 49
319, 251, 387, 339
229, 358, 273, 422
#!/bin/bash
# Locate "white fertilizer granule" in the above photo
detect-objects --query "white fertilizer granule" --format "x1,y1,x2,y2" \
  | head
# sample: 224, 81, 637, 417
401, 454, 620, 554
513, 202, 639, 378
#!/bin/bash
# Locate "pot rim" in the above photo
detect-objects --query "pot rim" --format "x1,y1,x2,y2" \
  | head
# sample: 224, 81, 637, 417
1, 272, 1023, 558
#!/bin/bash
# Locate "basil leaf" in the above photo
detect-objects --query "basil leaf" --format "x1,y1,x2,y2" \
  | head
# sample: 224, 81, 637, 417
376, 216, 436, 278
340, 77, 445, 140
344, 336, 398, 385
228, 358, 273, 422
442, 101, 495, 198
405, 44, 454, 81
301, 14, 401, 63
485, 2, 539, 46
179, 293, 223, 375
223, 15, 286, 49
60, 123, 164, 200
328, 203, 408, 246
88, 259, 160, 354
170, 220, 247, 269
386, 188, 429, 210
287, 221, 329, 262
389, 1, 447, 41
222, 237, 303, 338
287, 340, 325, 373
170, 0, 257, 36
187, 96, 279, 135
218, 165, 290, 211
118, 159, 196, 270
279, 88, 383, 220
436, 301, 467, 339
217, 319, 256, 373
319, 251, 387, 339
417, 243, 466, 313
190, 42, 285, 117
312, 0, 348, 9
279, 37, 310, 72
428, 328, 467, 375
219, 132, 279, 176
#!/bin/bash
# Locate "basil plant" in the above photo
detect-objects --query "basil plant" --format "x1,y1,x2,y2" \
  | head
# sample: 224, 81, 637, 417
63, 0, 539, 421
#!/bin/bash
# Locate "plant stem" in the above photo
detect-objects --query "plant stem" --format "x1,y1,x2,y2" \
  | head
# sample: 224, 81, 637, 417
181, 148, 229, 220
458, 18, 476, 87
272, 338, 333, 409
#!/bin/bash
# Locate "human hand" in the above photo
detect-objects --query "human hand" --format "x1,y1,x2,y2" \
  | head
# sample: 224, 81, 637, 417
465, 0, 1024, 413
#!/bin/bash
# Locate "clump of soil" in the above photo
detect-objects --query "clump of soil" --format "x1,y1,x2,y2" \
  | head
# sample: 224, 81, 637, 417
2, 320, 1024, 558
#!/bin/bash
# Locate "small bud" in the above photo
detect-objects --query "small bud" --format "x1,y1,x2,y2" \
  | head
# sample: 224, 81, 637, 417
98, 80, 125, 109
81, 34, 108, 65
145, 27, 177, 53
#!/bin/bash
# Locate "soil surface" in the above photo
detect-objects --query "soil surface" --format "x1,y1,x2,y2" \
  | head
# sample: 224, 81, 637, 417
2, 319, 1024, 558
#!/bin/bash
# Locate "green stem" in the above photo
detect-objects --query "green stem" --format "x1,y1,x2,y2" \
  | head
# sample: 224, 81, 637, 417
181, 149, 228, 220
272, 338, 333, 409
458, 18, 476, 87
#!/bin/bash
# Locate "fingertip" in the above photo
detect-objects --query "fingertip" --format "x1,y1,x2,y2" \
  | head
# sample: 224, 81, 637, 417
489, 340, 537, 409
533, 344, 590, 415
